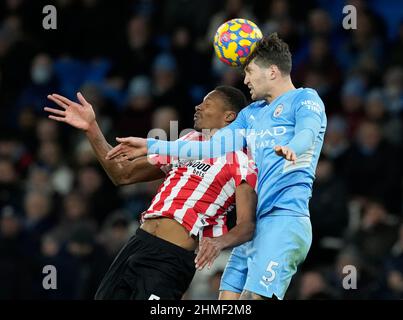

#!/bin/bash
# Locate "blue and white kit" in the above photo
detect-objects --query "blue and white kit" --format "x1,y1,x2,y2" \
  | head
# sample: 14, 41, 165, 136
148, 88, 327, 299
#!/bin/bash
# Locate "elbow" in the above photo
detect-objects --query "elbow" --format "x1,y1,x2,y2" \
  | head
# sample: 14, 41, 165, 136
245, 221, 255, 241
239, 220, 255, 242
111, 173, 136, 186
113, 172, 144, 187
111, 177, 123, 187
114, 176, 138, 186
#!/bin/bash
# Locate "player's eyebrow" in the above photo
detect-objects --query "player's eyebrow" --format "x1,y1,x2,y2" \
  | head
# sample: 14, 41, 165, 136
204, 95, 214, 102
204, 98, 212, 105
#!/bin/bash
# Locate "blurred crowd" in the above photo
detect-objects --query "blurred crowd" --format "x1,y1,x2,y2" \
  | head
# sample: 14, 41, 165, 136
1, 0, 403, 299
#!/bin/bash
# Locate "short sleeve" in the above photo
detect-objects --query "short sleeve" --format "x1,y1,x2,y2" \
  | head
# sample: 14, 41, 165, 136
227, 151, 258, 189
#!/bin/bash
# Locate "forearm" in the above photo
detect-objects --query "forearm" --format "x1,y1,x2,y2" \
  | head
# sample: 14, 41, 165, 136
148, 139, 211, 159
147, 128, 245, 159
288, 102, 323, 156
217, 221, 255, 249
221, 182, 257, 249
85, 122, 125, 184
286, 128, 315, 156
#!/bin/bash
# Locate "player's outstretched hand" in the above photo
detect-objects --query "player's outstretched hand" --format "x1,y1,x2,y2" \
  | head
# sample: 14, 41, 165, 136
105, 137, 147, 162
274, 145, 296, 164
195, 237, 224, 271
44, 92, 96, 131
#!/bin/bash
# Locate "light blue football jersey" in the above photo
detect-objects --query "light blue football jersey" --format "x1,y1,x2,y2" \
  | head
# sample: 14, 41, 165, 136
148, 88, 327, 218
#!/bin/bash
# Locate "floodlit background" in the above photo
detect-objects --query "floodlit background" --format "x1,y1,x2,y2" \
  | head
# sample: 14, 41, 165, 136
1, 0, 403, 299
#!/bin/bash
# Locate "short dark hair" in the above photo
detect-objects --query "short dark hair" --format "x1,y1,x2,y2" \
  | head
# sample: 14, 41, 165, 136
244, 32, 292, 75
214, 85, 248, 113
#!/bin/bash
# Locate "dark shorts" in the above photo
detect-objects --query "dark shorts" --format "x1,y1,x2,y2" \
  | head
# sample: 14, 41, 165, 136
94, 228, 196, 300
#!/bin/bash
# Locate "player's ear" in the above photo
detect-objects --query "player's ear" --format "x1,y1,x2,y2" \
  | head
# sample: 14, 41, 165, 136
268, 65, 278, 80
225, 111, 237, 123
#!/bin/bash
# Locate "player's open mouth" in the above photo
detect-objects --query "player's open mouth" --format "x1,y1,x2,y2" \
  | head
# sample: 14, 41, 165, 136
194, 113, 200, 121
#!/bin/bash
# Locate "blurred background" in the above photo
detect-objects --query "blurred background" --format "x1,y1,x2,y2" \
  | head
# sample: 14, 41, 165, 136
0, 0, 403, 300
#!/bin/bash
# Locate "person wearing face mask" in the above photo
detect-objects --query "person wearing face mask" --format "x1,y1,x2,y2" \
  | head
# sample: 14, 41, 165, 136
17, 53, 59, 115
31, 55, 53, 85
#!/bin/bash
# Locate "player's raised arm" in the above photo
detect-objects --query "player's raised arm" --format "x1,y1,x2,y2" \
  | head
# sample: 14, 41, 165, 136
45, 93, 164, 185
106, 109, 248, 161
149, 110, 248, 159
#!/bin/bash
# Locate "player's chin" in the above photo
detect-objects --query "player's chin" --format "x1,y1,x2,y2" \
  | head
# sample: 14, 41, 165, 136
194, 121, 201, 131
250, 90, 258, 100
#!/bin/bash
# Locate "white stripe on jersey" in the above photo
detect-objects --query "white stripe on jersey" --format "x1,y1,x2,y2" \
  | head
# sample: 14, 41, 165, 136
235, 150, 249, 180
203, 177, 235, 217
148, 171, 176, 211
158, 173, 189, 212
190, 212, 209, 238
212, 215, 226, 237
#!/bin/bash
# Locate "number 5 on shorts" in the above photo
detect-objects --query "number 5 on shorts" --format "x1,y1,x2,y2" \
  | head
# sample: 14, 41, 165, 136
264, 261, 279, 282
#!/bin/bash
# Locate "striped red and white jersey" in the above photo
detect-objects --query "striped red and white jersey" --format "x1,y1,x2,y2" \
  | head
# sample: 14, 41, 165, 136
143, 131, 257, 238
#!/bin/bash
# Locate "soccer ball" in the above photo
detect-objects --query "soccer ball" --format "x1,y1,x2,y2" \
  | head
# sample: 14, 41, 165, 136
214, 18, 263, 67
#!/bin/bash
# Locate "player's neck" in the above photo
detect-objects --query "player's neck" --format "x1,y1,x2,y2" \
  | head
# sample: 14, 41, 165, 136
265, 77, 296, 103
206, 128, 219, 139
199, 128, 218, 140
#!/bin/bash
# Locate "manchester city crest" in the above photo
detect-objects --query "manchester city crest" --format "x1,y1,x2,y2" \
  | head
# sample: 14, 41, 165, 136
273, 104, 283, 117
